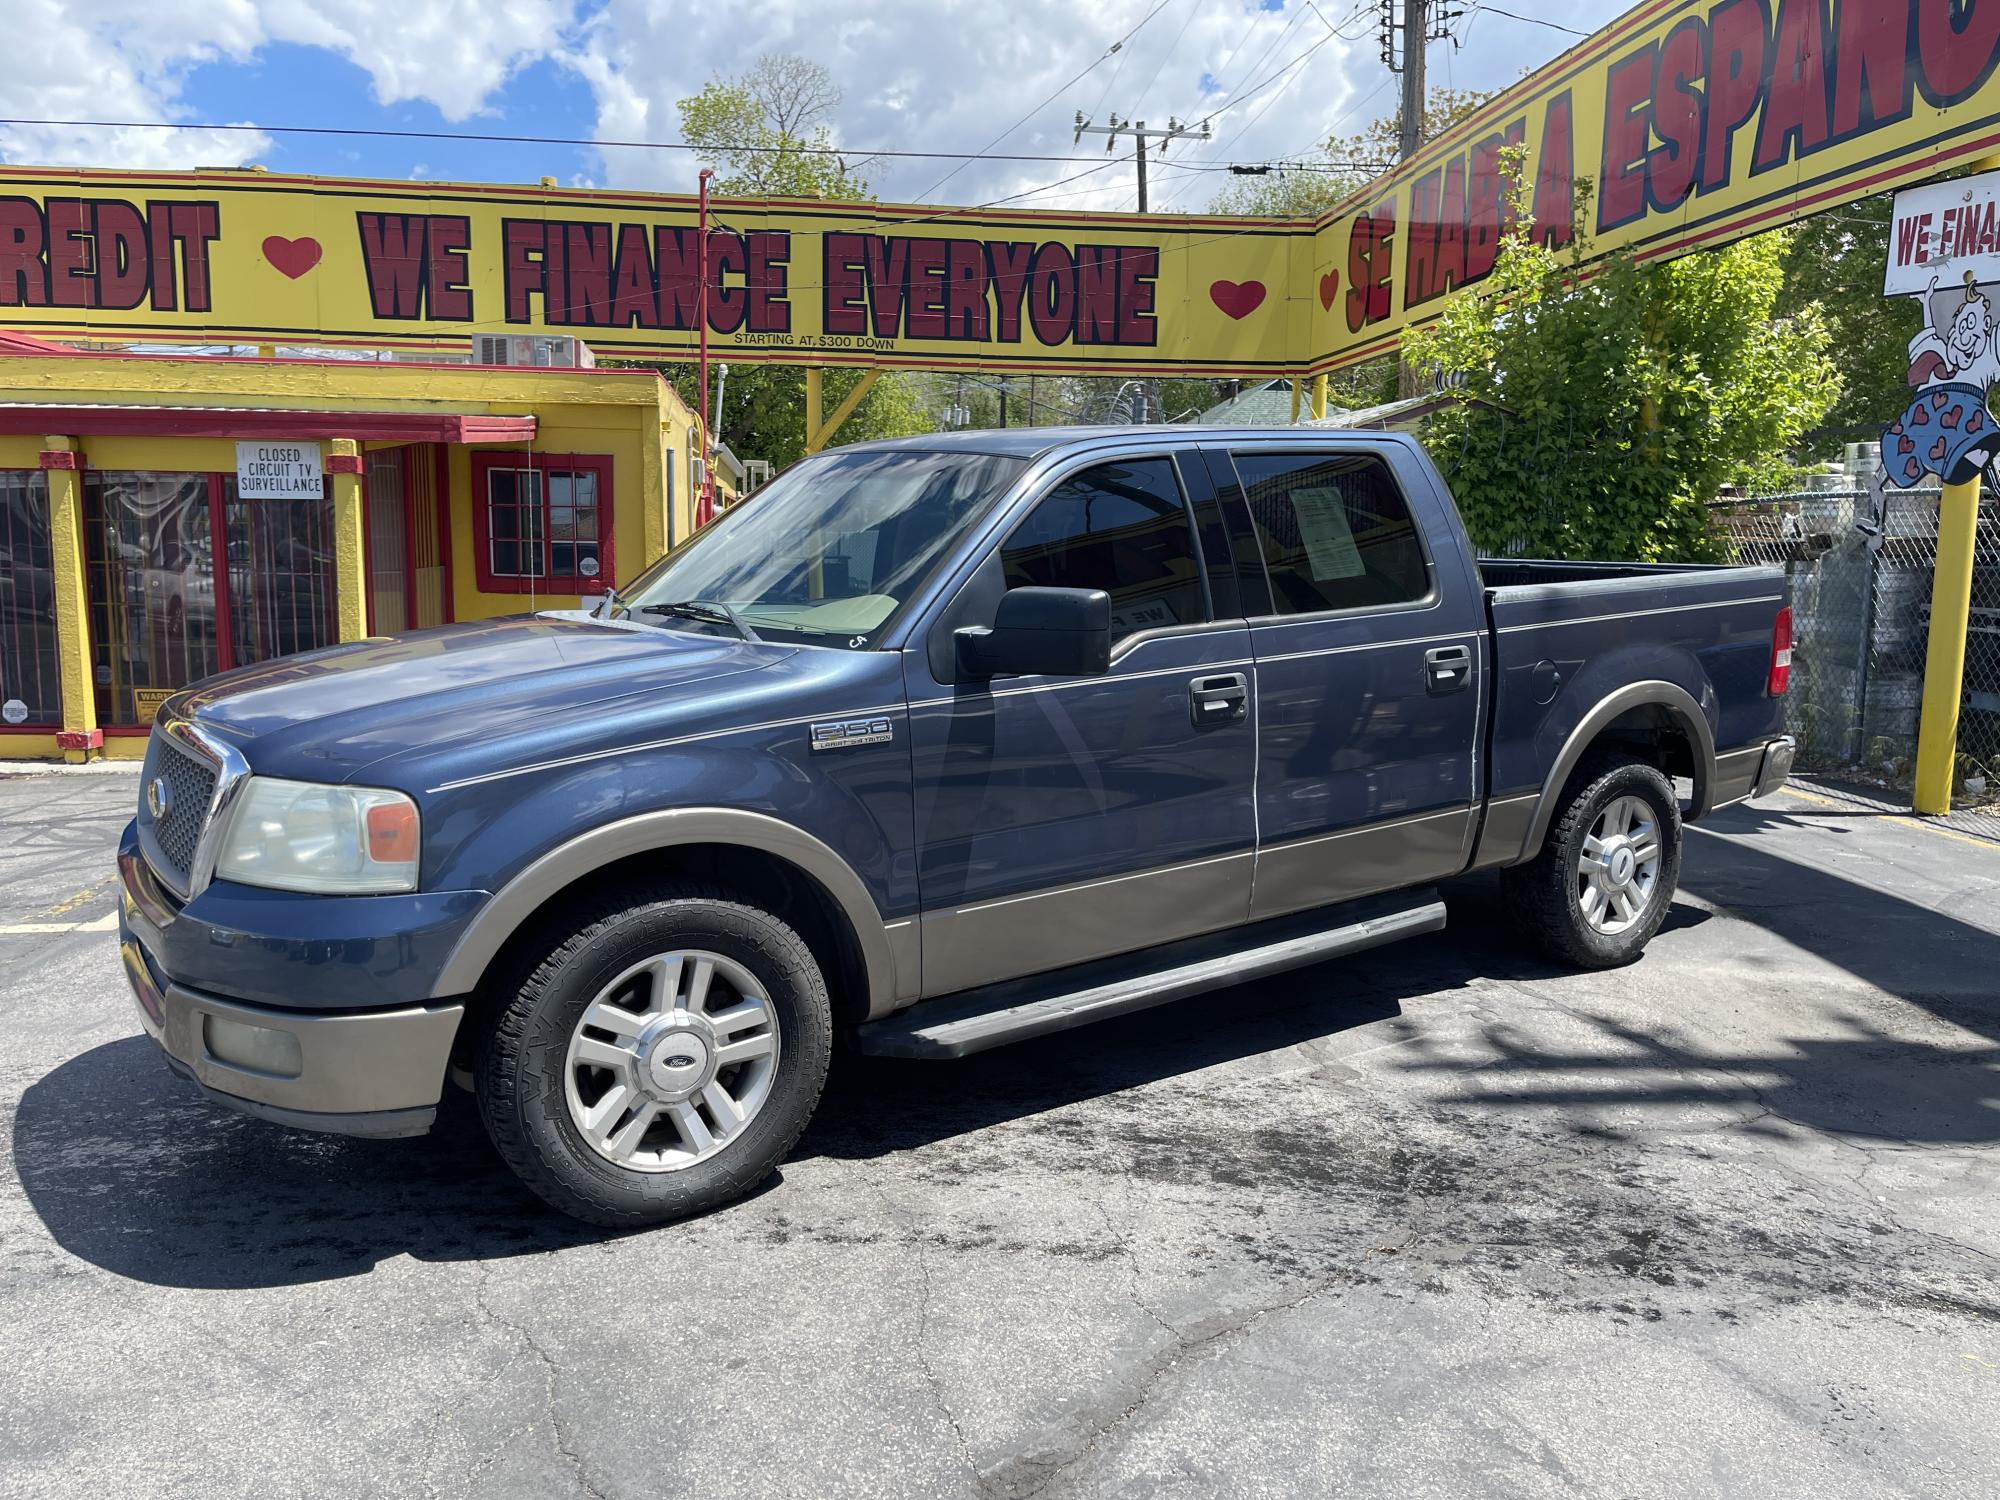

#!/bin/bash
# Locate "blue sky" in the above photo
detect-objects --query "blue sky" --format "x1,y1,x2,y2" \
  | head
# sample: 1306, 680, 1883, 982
0, 0, 1611, 210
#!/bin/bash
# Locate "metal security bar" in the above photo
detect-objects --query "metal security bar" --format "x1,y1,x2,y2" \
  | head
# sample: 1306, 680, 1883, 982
1709, 485, 2000, 837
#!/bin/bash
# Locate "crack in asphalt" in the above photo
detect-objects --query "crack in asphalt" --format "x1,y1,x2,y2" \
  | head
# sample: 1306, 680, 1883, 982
872, 1179, 982, 1487
470, 1265, 610, 1500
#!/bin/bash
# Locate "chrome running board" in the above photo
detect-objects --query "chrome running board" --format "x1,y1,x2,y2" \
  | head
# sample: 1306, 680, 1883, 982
856, 890, 1445, 1059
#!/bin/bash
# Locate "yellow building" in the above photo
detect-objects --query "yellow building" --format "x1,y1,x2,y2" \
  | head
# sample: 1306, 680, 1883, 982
0, 338, 705, 760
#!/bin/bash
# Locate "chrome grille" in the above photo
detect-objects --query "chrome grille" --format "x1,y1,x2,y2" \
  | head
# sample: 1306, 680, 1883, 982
146, 732, 219, 888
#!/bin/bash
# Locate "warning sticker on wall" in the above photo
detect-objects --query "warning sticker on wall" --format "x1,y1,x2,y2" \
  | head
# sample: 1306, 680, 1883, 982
236, 441, 324, 500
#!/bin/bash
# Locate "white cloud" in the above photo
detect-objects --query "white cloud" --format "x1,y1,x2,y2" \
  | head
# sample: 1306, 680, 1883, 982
0, 0, 1608, 207
0, 0, 571, 170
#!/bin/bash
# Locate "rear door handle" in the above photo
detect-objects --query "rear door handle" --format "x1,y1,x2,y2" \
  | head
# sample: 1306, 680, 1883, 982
1190, 672, 1249, 727
1425, 644, 1473, 694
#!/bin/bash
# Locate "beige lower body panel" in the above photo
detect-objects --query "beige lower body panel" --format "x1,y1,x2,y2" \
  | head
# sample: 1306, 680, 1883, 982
1250, 807, 1474, 921
1469, 792, 1540, 870
920, 850, 1254, 998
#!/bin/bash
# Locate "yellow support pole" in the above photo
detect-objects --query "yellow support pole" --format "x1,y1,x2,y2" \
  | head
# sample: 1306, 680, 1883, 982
1309, 372, 1330, 422
1913, 474, 1981, 814
327, 438, 369, 643
42, 436, 97, 764
805, 368, 881, 455
1289, 377, 1303, 425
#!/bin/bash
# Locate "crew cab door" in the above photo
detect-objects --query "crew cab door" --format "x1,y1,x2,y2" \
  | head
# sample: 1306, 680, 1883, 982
903, 451, 1258, 998
1199, 441, 1486, 920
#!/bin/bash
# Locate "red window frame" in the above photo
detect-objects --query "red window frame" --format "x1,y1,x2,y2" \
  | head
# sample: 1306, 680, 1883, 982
469, 452, 614, 594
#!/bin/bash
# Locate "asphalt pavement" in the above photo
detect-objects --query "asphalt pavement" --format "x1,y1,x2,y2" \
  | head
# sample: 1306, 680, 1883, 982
2, 768, 1996, 1499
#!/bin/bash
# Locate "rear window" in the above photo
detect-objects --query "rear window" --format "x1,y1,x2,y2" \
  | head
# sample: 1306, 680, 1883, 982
1234, 451, 1431, 615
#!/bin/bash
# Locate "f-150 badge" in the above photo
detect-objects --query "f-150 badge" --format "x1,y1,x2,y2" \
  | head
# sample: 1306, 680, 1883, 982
810, 717, 895, 751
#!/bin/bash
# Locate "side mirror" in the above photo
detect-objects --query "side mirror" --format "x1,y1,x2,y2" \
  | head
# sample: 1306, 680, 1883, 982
955, 586, 1112, 679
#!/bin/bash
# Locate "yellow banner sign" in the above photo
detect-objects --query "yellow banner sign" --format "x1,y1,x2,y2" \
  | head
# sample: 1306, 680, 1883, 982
2, 1, 1998, 377
1309, 0, 2000, 372
0, 169, 1306, 375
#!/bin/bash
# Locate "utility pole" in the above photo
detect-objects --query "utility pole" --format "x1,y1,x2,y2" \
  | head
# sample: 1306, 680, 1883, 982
1075, 111, 1210, 423
1381, 1, 1460, 393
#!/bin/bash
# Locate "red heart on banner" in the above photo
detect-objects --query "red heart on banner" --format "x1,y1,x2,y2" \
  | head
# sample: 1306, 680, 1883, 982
1318, 271, 1340, 311
262, 236, 322, 279
1209, 279, 1267, 319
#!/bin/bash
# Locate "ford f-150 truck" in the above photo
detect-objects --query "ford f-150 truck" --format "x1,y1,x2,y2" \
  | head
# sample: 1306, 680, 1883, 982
118, 427, 1797, 1225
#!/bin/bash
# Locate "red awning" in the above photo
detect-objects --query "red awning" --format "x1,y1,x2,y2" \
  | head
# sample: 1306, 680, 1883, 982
0, 403, 536, 443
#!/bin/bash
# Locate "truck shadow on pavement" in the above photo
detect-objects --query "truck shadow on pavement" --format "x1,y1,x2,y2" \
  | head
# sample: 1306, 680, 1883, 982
14, 803, 1996, 1289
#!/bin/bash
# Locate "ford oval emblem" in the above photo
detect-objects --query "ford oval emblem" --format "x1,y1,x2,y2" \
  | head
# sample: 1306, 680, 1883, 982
146, 776, 173, 821
662, 1053, 698, 1069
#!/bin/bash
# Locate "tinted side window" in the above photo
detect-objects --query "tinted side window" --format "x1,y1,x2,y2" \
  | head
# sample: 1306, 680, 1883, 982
1001, 458, 1207, 641
1234, 451, 1431, 614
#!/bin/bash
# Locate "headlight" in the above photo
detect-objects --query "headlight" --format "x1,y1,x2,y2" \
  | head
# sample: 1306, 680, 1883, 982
214, 777, 421, 894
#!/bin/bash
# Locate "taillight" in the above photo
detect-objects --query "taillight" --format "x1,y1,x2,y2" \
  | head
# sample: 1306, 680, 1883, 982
1768, 606, 1793, 696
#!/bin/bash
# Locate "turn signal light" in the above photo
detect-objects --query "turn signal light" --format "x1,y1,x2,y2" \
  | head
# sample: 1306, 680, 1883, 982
1768, 605, 1793, 696
366, 800, 420, 863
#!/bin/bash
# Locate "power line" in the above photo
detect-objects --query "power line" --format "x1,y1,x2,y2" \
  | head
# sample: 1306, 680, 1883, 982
1461, 4, 1589, 39
920, 0, 1177, 202
0, 113, 1269, 174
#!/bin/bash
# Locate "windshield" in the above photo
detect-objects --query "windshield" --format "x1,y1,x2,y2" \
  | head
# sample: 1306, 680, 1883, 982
618, 449, 1026, 647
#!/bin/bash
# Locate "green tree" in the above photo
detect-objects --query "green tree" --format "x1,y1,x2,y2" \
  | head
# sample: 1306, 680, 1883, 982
1406, 155, 1839, 561
1207, 86, 1494, 219
648, 54, 934, 469
1773, 193, 1922, 445
677, 54, 867, 199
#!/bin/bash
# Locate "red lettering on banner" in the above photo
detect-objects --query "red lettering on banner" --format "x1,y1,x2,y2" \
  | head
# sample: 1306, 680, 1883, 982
823, 231, 868, 335
1075, 245, 1120, 344
864, 237, 909, 339
426, 215, 471, 320
610, 222, 658, 328
565, 222, 612, 326
0, 198, 48, 307
707, 232, 747, 334
1832, 0, 1911, 136
1755, 0, 1833, 172
1532, 93, 1575, 247
1028, 242, 1076, 345
1115, 245, 1158, 344
1916, 0, 2000, 105
358, 214, 427, 319
1600, 45, 1657, 230
1701, 0, 1770, 191
944, 238, 989, 339
1465, 122, 1525, 284
502, 220, 546, 322
987, 241, 1034, 342
905, 238, 948, 338
746, 231, 790, 333
656, 227, 701, 329
1346, 200, 1396, 333
1647, 18, 1707, 210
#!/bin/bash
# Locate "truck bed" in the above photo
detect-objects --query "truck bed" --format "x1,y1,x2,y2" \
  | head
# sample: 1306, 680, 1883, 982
1476, 557, 1791, 834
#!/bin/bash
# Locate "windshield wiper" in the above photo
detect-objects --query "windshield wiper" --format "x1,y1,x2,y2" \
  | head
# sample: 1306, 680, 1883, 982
636, 599, 762, 642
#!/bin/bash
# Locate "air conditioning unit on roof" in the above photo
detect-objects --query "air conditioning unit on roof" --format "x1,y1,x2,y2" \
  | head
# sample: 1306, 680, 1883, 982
470, 334, 596, 369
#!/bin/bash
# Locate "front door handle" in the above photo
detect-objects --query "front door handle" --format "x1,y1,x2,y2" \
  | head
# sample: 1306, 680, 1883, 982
1190, 672, 1249, 727
1425, 644, 1473, 694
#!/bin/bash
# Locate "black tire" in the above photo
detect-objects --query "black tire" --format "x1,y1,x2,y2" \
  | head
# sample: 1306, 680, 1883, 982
1501, 754, 1683, 969
475, 886, 832, 1227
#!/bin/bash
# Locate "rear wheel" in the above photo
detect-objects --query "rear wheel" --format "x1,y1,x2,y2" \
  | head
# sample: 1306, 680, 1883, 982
1502, 755, 1682, 969
476, 888, 831, 1227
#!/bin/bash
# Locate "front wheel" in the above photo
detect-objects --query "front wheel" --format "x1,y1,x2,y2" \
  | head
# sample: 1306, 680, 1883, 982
1501, 755, 1683, 969
476, 888, 832, 1227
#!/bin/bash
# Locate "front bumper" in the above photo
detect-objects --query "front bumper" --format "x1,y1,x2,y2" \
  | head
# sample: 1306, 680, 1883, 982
121, 843, 464, 1139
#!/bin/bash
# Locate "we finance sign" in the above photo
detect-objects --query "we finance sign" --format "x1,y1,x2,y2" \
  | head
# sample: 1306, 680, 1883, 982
5, 1, 2000, 376
0, 176, 1302, 376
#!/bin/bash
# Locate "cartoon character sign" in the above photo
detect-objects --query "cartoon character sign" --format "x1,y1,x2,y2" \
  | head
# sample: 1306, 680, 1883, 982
1883, 273, 2000, 490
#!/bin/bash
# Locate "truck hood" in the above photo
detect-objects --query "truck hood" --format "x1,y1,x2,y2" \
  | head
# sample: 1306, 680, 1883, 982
174, 614, 793, 785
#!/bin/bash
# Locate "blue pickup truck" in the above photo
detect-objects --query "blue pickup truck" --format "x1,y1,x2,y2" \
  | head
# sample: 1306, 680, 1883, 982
119, 427, 1796, 1224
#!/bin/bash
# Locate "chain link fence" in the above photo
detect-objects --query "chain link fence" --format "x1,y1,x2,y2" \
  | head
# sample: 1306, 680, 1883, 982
1709, 478, 2000, 838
